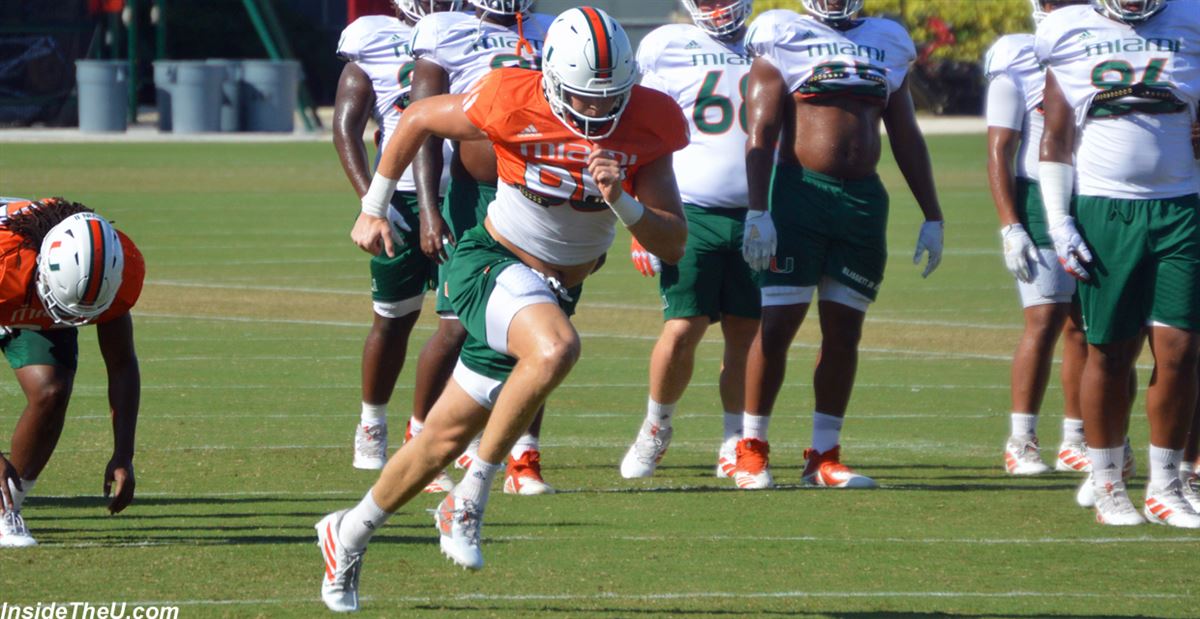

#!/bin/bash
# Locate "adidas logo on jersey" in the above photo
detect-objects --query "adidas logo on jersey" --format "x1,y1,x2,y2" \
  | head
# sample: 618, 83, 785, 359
1077, 30, 1094, 41
518, 124, 542, 138
685, 40, 702, 50
800, 30, 816, 41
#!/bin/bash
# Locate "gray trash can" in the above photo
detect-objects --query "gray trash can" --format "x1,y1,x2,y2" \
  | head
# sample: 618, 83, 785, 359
75, 60, 127, 132
172, 61, 223, 133
206, 59, 243, 132
240, 59, 299, 132
152, 60, 177, 131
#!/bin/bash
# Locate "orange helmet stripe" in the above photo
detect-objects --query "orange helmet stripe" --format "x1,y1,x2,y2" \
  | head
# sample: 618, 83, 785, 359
81, 218, 107, 305
579, 7, 613, 79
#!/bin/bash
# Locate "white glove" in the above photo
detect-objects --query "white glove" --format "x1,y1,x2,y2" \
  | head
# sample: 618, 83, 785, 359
1000, 223, 1039, 283
385, 205, 411, 248
742, 209, 777, 272
1049, 216, 1093, 281
913, 220, 944, 278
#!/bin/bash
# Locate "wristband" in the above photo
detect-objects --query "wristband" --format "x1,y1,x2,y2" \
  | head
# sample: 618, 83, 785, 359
607, 192, 645, 227
361, 173, 398, 218
1037, 161, 1074, 229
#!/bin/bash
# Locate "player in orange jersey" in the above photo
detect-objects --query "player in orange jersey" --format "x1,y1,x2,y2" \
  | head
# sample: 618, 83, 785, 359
316, 7, 688, 610
0, 198, 144, 547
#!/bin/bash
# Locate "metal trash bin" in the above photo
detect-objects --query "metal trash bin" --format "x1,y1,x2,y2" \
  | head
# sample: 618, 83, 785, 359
240, 59, 299, 132
152, 60, 177, 131
171, 61, 223, 133
206, 59, 243, 132
75, 60, 127, 132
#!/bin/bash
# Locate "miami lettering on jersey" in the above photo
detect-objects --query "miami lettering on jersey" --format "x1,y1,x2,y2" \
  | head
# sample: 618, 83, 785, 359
638, 23, 751, 208
463, 68, 689, 265
747, 9, 915, 103
410, 11, 553, 95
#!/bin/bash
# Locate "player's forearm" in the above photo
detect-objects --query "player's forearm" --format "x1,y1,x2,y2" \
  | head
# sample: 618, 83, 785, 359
987, 128, 1021, 226
1039, 71, 1075, 164
627, 208, 687, 264
334, 129, 372, 199
413, 136, 445, 216
891, 133, 943, 221
333, 66, 375, 198
107, 363, 140, 459
746, 147, 775, 212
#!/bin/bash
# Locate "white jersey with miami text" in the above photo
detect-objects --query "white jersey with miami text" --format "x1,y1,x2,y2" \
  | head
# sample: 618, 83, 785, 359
1035, 3, 1200, 199
337, 15, 450, 193
746, 10, 915, 105
637, 24, 751, 209
410, 11, 553, 95
985, 33, 1044, 181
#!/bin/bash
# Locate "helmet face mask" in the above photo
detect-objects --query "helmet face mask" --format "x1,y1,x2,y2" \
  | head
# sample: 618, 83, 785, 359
1030, 0, 1090, 25
541, 7, 637, 140
802, 0, 865, 22
393, 0, 462, 22
1090, 0, 1165, 23
469, 0, 534, 16
680, 0, 752, 39
35, 213, 124, 327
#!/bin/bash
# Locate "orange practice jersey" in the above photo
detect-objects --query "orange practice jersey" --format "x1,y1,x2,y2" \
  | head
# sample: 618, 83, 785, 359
462, 67, 689, 264
0, 200, 145, 330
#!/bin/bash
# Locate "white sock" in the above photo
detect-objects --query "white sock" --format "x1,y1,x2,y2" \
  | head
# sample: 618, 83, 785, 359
645, 398, 676, 429
1061, 418, 1085, 444
361, 402, 387, 425
1089, 445, 1125, 487
1148, 444, 1183, 489
407, 417, 425, 438
338, 489, 391, 553
723, 412, 742, 442
510, 433, 539, 461
456, 458, 502, 507
5, 478, 35, 511
743, 413, 770, 441
811, 412, 844, 454
1010, 412, 1037, 439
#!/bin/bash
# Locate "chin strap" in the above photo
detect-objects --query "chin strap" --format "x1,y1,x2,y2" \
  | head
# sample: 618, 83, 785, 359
515, 11, 534, 58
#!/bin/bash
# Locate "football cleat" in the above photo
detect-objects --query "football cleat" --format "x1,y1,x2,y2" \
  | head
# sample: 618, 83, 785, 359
1144, 479, 1200, 529
454, 435, 481, 470
732, 438, 773, 490
1004, 436, 1050, 476
619, 424, 673, 479
0, 510, 37, 547
423, 470, 456, 494
504, 450, 555, 495
316, 510, 365, 612
1076, 452, 1135, 509
716, 435, 739, 478
434, 494, 484, 570
353, 422, 387, 470
1182, 472, 1200, 513
1092, 480, 1145, 526
802, 445, 878, 489
1055, 440, 1091, 472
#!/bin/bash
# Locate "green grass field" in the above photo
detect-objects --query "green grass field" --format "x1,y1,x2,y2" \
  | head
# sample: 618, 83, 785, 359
0, 136, 1195, 618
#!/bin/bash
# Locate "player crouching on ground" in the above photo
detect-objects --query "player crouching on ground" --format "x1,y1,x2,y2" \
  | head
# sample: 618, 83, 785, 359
315, 7, 688, 612
0, 198, 144, 547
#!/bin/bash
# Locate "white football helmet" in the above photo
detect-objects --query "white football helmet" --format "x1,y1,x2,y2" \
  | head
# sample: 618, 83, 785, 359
1029, 0, 1048, 24
542, 6, 637, 140
394, 0, 462, 22
681, 0, 752, 39
1091, 0, 1165, 23
1030, 0, 1089, 25
36, 213, 124, 326
802, 0, 864, 22
469, 0, 534, 16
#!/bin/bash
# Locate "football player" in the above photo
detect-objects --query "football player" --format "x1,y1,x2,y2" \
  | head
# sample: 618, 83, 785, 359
0, 198, 144, 547
618, 0, 760, 482
1037, 0, 1200, 527
407, 0, 559, 495
737, 0, 944, 490
334, 0, 459, 493
316, 8, 688, 609
985, 0, 1092, 477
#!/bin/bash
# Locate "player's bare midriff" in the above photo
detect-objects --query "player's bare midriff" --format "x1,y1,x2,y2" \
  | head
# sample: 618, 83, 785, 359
484, 216, 599, 289
785, 93, 884, 180
456, 137, 500, 184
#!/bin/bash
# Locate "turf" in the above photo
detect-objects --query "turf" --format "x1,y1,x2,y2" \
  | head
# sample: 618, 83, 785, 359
0, 137, 1194, 618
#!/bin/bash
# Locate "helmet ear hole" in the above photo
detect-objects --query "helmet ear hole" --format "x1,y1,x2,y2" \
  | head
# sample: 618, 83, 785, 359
36, 213, 124, 326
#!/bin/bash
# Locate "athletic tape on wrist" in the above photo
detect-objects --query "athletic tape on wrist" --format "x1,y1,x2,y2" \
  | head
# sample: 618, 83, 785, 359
1038, 162, 1074, 228
608, 192, 646, 227
361, 174, 398, 219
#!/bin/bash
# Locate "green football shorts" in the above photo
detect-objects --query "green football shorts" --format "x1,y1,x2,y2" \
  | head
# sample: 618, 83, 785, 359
760, 164, 889, 301
660, 204, 761, 322
1015, 178, 1052, 249
436, 179, 497, 315
1074, 192, 1200, 344
370, 191, 435, 313
1, 327, 78, 370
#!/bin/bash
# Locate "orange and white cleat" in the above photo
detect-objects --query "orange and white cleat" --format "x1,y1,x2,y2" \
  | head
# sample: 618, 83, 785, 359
715, 436, 739, 479
732, 438, 773, 490
503, 450, 555, 495
802, 445, 878, 489
433, 494, 484, 570
315, 509, 365, 612
620, 424, 673, 479
353, 421, 387, 470
1092, 480, 1144, 526
1004, 436, 1050, 476
1055, 440, 1091, 472
1144, 479, 1200, 529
